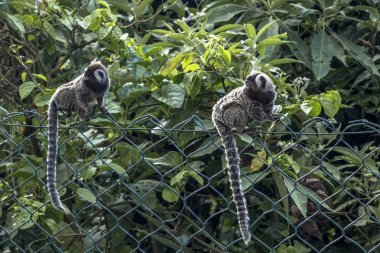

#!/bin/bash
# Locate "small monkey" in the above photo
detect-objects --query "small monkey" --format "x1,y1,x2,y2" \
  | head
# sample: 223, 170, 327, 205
47, 61, 110, 213
212, 72, 277, 245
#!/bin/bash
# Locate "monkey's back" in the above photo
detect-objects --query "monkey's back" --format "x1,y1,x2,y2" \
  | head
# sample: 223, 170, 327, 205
212, 87, 259, 131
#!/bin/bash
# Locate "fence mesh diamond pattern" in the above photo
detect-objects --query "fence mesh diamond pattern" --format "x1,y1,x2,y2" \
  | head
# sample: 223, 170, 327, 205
0, 111, 379, 253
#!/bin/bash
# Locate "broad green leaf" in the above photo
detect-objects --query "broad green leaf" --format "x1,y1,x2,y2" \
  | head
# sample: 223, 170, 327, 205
35, 74, 47, 82
212, 24, 242, 34
301, 100, 321, 117
267, 58, 302, 65
98, 0, 110, 9
162, 187, 180, 202
322, 162, 340, 180
118, 83, 150, 102
283, 177, 307, 218
43, 22, 56, 39
80, 167, 97, 180
76, 188, 96, 204
219, 46, 231, 67
281, 24, 312, 69
190, 137, 221, 158
42, 218, 58, 234
207, 4, 247, 26
273, 172, 289, 217
189, 171, 204, 185
256, 21, 277, 41
21, 72, 27, 82
152, 83, 185, 108
331, 33, 380, 76
183, 72, 201, 99
19, 81, 37, 100
251, 149, 267, 172
130, 180, 160, 209
176, 20, 190, 35
160, 52, 186, 76
6, 14, 25, 36
333, 147, 378, 173
101, 162, 125, 175
146, 151, 183, 168
34, 90, 53, 107
311, 31, 335, 80
257, 38, 284, 56
135, 0, 150, 17
244, 23, 256, 39
319, 90, 341, 118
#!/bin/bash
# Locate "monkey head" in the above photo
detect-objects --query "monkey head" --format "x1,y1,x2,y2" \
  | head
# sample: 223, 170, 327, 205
244, 71, 277, 104
83, 61, 110, 92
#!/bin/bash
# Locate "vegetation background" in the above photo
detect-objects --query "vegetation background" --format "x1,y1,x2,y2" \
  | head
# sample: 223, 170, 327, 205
0, 0, 379, 252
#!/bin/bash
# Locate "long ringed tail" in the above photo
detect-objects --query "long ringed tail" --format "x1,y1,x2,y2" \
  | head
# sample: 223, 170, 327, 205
215, 121, 251, 245
47, 100, 68, 213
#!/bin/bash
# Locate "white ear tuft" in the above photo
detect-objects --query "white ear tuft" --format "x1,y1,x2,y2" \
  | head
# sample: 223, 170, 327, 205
94, 69, 107, 84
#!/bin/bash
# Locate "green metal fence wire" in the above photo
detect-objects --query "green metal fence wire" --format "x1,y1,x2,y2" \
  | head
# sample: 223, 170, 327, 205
0, 110, 379, 253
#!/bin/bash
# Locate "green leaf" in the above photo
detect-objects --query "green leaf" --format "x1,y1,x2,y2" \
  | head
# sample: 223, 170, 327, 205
190, 137, 221, 158
35, 74, 47, 82
267, 58, 302, 65
152, 83, 185, 108
256, 21, 277, 41
273, 172, 289, 217
162, 187, 180, 202
311, 31, 335, 80
19, 81, 37, 100
188, 171, 204, 185
183, 73, 201, 99
21, 72, 27, 82
43, 22, 56, 39
98, 0, 110, 9
219, 46, 231, 67
34, 90, 53, 107
76, 188, 96, 204
135, 0, 150, 17
207, 4, 247, 26
281, 24, 312, 69
283, 177, 307, 218
130, 180, 160, 209
301, 100, 321, 117
176, 20, 190, 35
146, 151, 183, 168
257, 38, 284, 56
80, 167, 97, 180
244, 23, 256, 39
101, 163, 125, 175
160, 52, 186, 76
6, 14, 25, 36
211, 24, 242, 34
331, 33, 380, 76
319, 90, 341, 118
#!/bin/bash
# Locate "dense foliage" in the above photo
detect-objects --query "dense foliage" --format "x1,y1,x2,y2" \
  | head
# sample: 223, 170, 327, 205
0, 0, 379, 252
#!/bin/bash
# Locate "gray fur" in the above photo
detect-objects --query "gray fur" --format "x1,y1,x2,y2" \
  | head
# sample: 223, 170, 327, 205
47, 61, 110, 213
211, 72, 277, 245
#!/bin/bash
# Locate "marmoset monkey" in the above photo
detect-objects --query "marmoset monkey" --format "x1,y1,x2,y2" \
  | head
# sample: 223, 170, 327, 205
46, 61, 110, 213
212, 72, 277, 245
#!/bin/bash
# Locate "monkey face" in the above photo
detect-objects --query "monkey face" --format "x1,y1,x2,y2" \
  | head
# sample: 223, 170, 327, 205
84, 62, 110, 92
245, 72, 277, 104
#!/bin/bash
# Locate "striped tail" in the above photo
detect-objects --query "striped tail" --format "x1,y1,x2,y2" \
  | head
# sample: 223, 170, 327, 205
215, 121, 251, 245
47, 101, 68, 213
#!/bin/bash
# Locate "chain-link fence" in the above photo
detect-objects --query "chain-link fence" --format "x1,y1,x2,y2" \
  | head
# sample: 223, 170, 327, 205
0, 111, 379, 253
